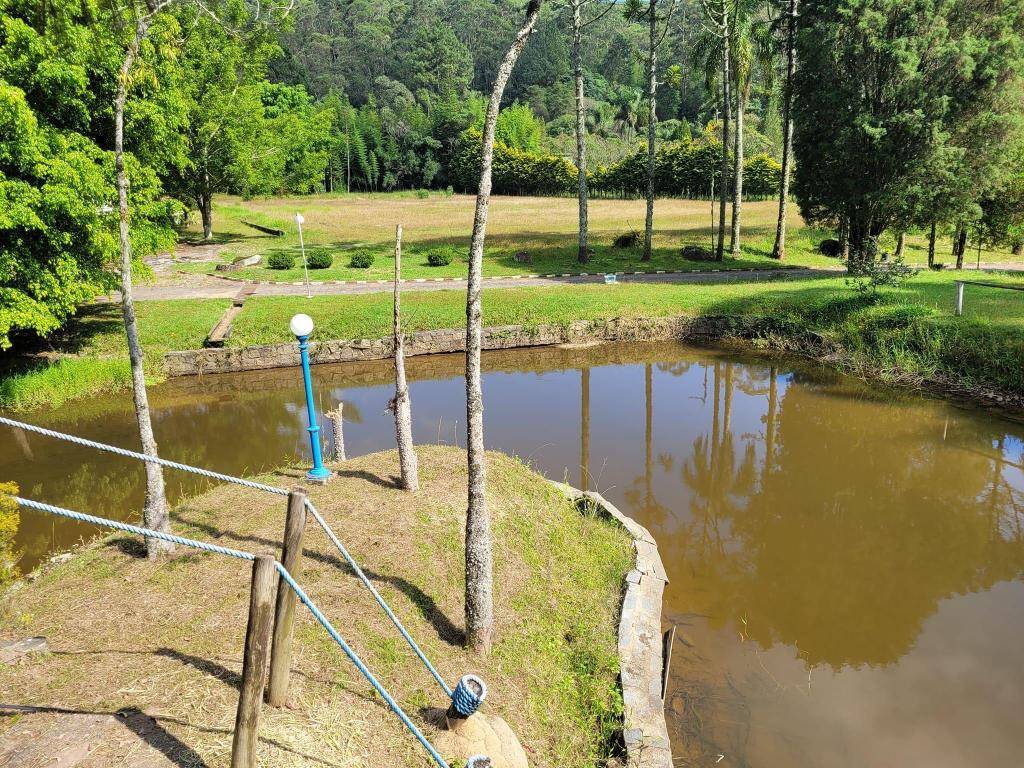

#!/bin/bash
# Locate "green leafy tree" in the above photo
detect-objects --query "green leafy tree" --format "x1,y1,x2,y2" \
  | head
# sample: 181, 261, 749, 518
793, 0, 1024, 263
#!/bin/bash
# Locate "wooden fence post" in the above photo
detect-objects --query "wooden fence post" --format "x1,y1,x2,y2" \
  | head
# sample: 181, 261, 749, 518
231, 554, 277, 768
268, 487, 307, 707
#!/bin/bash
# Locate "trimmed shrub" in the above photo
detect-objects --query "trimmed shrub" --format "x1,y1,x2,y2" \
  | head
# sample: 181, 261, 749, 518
267, 251, 296, 270
819, 239, 843, 258
348, 250, 375, 269
681, 245, 716, 261
613, 230, 640, 249
415, 188, 430, 199
426, 246, 457, 267
307, 248, 334, 269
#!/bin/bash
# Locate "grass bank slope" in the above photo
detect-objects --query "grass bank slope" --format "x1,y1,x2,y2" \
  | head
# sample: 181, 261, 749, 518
0, 448, 633, 768
231, 270, 1024, 400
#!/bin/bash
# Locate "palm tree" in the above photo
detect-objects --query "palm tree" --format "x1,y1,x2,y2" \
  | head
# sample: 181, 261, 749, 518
770, 0, 798, 260
569, 0, 616, 263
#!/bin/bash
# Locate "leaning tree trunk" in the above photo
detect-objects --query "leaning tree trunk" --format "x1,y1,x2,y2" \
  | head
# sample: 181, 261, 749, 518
642, 0, 658, 262
392, 225, 418, 492
716, 8, 731, 261
730, 80, 748, 257
115, 12, 172, 558
572, 0, 589, 264
771, 0, 797, 260
464, 0, 543, 655
928, 221, 937, 267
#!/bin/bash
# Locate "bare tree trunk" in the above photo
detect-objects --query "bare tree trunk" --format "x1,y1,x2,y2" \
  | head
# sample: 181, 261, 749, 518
572, 0, 589, 264
328, 403, 346, 461
464, 0, 543, 655
716, 6, 731, 262
928, 221, 937, 267
839, 216, 850, 260
771, 0, 797, 260
894, 231, 906, 260
116, 11, 172, 558
643, 0, 658, 261
392, 225, 418, 492
730, 81, 747, 257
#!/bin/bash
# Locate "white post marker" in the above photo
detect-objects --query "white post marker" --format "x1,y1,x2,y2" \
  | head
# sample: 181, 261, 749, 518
604, 273, 618, 285
295, 212, 311, 299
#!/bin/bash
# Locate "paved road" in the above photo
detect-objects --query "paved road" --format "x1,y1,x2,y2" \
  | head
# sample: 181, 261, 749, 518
131, 267, 846, 301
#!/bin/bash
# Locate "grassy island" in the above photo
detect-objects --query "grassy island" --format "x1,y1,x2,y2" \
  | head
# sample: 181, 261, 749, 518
0, 448, 633, 767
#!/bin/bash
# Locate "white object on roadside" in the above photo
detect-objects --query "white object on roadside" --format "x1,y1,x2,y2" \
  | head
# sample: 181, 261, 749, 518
604, 273, 618, 284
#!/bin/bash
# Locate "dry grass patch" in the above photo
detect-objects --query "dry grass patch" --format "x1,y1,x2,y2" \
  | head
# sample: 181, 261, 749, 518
0, 447, 632, 767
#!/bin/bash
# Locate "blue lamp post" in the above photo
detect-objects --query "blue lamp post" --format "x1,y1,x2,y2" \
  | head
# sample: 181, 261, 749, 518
291, 313, 331, 482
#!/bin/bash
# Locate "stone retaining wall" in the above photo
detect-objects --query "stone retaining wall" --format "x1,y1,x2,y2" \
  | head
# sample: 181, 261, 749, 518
164, 315, 755, 377
553, 482, 672, 768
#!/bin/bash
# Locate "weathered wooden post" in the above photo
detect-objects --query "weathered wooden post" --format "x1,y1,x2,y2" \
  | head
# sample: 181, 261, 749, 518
232, 554, 277, 768
327, 404, 345, 462
268, 488, 307, 707
955, 280, 965, 316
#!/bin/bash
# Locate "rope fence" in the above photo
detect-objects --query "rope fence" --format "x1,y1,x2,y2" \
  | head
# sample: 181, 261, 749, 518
12, 495, 456, 768
0, 416, 453, 697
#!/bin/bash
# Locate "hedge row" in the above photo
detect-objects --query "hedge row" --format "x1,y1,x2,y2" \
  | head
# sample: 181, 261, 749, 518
450, 129, 783, 199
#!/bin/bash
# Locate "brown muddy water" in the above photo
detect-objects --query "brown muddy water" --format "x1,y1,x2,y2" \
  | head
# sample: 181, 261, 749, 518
3, 341, 1024, 767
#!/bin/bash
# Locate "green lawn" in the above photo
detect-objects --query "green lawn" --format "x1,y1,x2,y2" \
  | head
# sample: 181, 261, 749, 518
229, 269, 1024, 395
0, 299, 229, 410
177, 193, 1021, 285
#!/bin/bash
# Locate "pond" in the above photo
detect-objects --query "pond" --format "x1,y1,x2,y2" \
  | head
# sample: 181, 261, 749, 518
3, 340, 1024, 767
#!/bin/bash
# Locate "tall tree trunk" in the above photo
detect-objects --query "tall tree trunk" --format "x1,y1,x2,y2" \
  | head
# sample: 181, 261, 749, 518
392, 224, 418, 492
642, 0, 658, 261
771, 0, 797, 260
954, 223, 967, 270
464, 0, 543, 656
839, 216, 850, 259
730, 81, 747, 257
928, 221, 937, 267
199, 174, 213, 241
716, 6, 731, 262
116, 11, 172, 558
894, 231, 906, 260
572, 0, 589, 263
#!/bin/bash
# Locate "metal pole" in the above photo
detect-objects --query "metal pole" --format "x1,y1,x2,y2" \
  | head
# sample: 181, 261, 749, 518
955, 281, 965, 316
297, 334, 331, 482
296, 213, 311, 299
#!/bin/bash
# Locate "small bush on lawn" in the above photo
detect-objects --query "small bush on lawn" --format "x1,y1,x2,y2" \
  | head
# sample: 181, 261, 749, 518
349, 250, 375, 269
415, 189, 430, 199
268, 252, 296, 270
613, 230, 640, 248
426, 246, 459, 267
819, 239, 843, 258
307, 248, 333, 269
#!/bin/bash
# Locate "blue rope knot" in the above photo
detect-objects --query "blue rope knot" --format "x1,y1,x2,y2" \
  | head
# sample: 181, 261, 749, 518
451, 674, 487, 717
466, 756, 491, 768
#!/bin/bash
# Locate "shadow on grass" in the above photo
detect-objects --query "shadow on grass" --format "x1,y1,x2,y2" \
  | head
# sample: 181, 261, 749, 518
168, 509, 465, 647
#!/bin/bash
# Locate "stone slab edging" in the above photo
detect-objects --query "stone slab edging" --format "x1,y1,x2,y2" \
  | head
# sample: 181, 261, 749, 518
163, 315, 757, 377
207, 264, 802, 286
551, 481, 671, 768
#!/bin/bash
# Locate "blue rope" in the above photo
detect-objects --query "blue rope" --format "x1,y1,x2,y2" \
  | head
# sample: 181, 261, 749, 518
12, 496, 458, 768
0, 416, 453, 697
451, 675, 487, 717
14, 497, 255, 561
